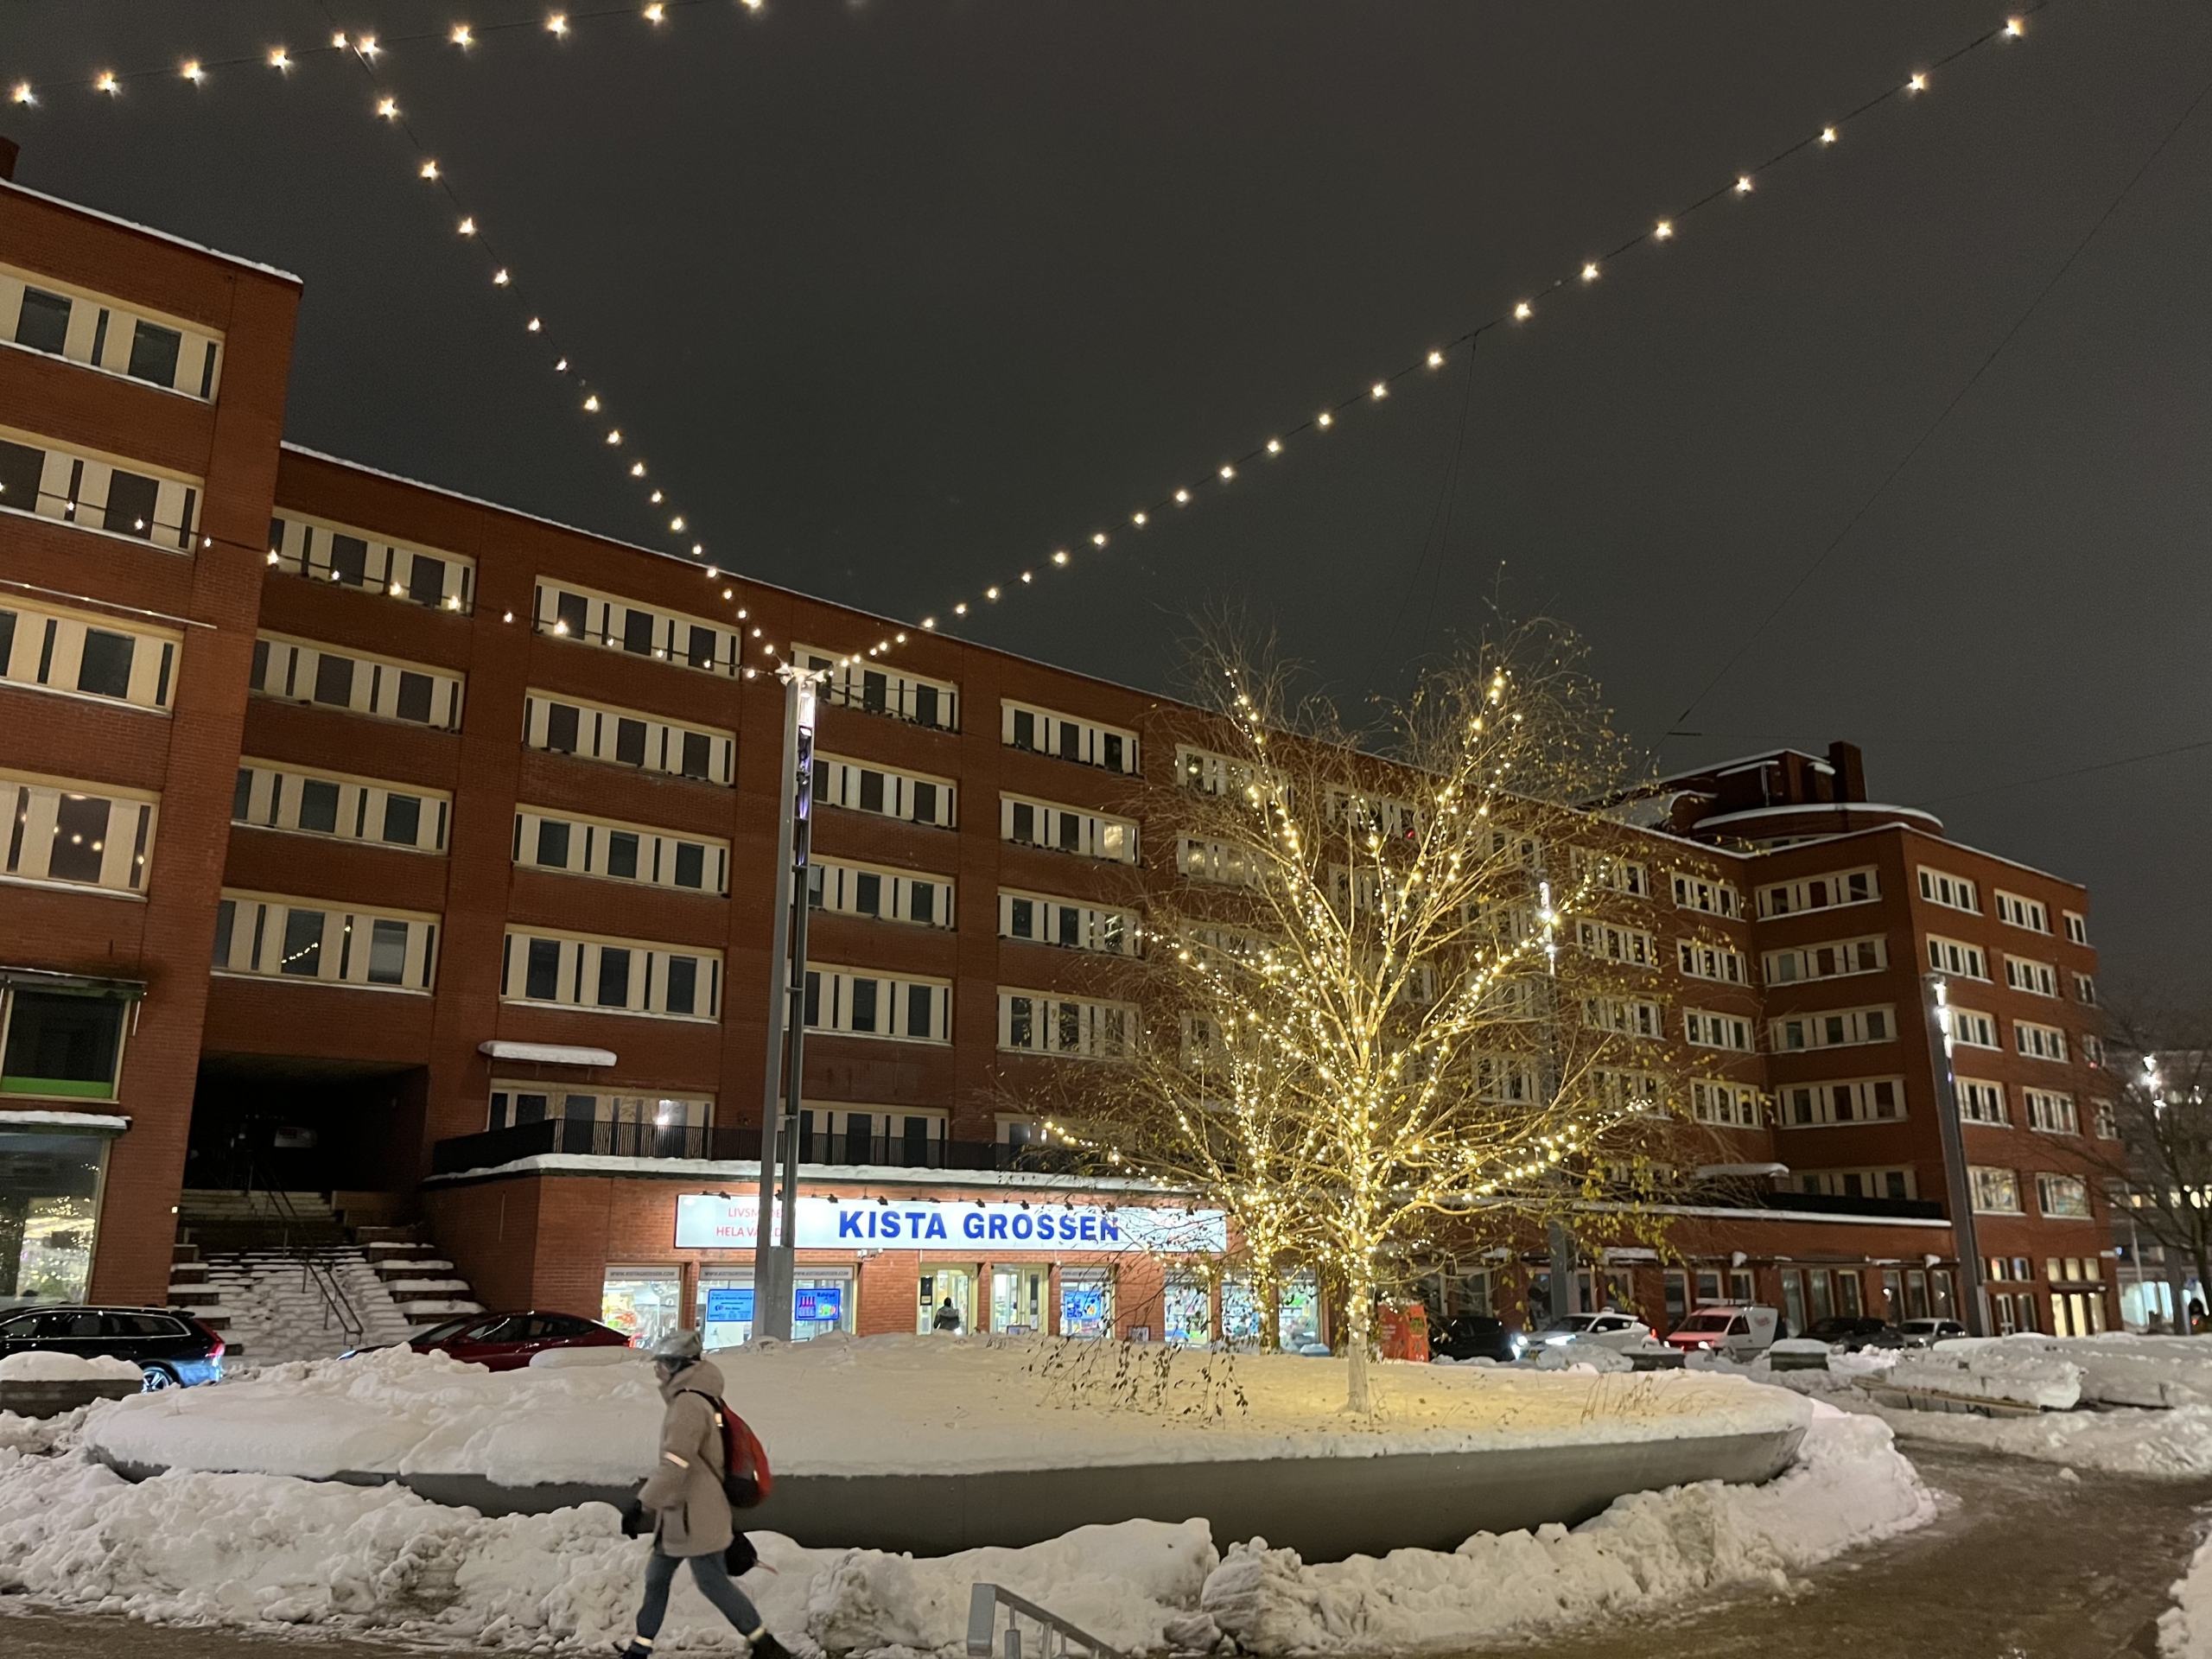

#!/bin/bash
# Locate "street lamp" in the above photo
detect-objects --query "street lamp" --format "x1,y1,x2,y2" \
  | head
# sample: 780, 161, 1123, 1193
1926, 974, 1989, 1336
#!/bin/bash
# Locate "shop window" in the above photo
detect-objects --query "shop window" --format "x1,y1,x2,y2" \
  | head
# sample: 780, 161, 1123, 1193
1059, 1270, 1115, 1338
1, 989, 126, 1099
0, 1125, 111, 1303
1163, 1277, 1211, 1344
601, 1267, 682, 1349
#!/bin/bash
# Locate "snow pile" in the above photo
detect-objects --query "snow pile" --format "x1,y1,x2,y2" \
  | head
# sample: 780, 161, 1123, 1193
1197, 1406, 1933, 1654
0, 1351, 145, 1382
2162, 1531, 2212, 1659
1930, 1335, 2212, 1409
1885, 1344, 2082, 1411
1527, 1343, 1633, 1373
86, 1333, 1809, 1486
1853, 1398, 2212, 1478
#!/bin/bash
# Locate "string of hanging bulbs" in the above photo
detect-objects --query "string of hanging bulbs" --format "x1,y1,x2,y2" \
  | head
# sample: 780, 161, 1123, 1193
5, 4, 2044, 679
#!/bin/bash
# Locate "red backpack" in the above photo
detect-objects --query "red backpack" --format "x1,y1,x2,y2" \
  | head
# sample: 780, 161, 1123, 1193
683, 1390, 772, 1510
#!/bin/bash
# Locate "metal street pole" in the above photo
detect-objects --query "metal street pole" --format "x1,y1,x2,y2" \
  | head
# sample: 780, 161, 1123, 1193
753, 665, 825, 1341
1926, 975, 1989, 1337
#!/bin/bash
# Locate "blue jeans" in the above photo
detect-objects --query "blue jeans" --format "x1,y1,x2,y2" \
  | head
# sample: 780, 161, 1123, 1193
635, 1543, 763, 1643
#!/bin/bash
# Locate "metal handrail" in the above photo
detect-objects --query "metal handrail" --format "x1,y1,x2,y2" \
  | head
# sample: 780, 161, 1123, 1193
242, 1177, 368, 1349
966, 1584, 1122, 1659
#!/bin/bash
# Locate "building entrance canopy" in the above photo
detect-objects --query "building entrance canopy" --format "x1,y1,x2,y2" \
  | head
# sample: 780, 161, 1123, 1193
674, 1192, 1226, 1255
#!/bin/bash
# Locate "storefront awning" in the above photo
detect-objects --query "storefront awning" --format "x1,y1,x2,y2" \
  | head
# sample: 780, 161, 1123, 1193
477, 1040, 617, 1067
0, 1109, 131, 1135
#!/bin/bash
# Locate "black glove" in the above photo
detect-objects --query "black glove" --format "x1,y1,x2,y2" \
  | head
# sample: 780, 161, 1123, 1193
620, 1500, 651, 1538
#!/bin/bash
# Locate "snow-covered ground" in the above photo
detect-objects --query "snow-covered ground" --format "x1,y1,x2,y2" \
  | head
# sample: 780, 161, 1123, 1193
86, 1333, 1812, 1485
2164, 1531, 2212, 1659
0, 1387, 1929, 1654
0, 1352, 143, 1382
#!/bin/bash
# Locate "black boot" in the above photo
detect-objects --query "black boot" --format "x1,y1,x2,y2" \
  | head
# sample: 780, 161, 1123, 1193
748, 1630, 793, 1659
613, 1644, 652, 1658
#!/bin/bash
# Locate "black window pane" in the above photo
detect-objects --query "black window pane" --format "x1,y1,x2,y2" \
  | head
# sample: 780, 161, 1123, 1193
622, 610, 653, 654
75, 629, 134, 699
914, 685, 939, 728
126, 322, 182, 387
1058, 814, 1080, 852
280, 909, 324, 976
524, 938, 561, 1000
910, 884, 934, 925
0, 440, 43, 514
804, 970, 821, 1026
665, 956, 698, 1015
1011, 898, 1033, 938
330, 535, 368, 586
15, 289, 70, 354
912, 782, 938, 824
103, 471, 159, 537
607, 830, 639, 879
313, 654, 354, 706
615, 718, 647, 766
681, 731, 710, 779
555, 592, 588, 636
298, 779, 340, 834
844, 1113, 873, 1163
907, 984, 932, 1038
48, 793, 109, 883
850, 978, 878, 1033
1103, 734, 1123, 771
544, 702, 580, 753
366, 919, 409, 985
1012, 803, 1033, 842
212, 899, 235, 965
858, 771, 885, 813
855, 872, 880, 916
862, 671, 887, 714
1059, 724, 1081, 761
409, 554, 446, 607
1059, 907, 1081, 947
231, 769, 252, 822
674, 842, 705, 889
597, 948, 632, 1007
686, 626, 715, 669
1, 991, 122, 1094
537, 819, 571, 868
394, 671, 434, 724
382, 794, 423, 846
1013, 710, 1034, 750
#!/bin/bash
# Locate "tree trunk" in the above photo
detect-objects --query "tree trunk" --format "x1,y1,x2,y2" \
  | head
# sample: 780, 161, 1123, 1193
2192, 1238, 2212, 1333
1343, 1286, 1373, 1414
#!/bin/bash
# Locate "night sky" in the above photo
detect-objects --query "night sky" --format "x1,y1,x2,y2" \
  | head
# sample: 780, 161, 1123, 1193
3, 1, 2207, 1001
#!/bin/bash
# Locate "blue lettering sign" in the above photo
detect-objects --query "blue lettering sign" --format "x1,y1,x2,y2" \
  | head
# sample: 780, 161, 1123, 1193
838, 1211, 865, 1239
1013, 1213, 1033, 1240
988, 1214, 1008, 1240
963, 1213, 985, 1240
1101, 1215, 1121, 1243
1079, 1213, 1097, 1242
926, 1214, 949, 1239
906, 1211, 928, 1236
705, 1287, 754, 1322
881, 1211, 900, 1238
794, 1287, 842, 1323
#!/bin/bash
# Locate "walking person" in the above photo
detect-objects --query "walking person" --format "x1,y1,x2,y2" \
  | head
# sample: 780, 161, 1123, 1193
932, 1297, 962, 1332
619, 1329, 788, 1659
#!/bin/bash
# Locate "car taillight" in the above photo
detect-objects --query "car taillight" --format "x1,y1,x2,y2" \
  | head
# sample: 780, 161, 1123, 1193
188, 1319, 226, 1360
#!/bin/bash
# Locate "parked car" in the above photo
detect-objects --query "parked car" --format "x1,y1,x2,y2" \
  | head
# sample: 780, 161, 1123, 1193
408, 1311, 632, 1370
0, 1305, 225, 1389
1532, 1311, 1651, 1352
1430, 1313, 1527, 1363
1662, 1305, 1780, 1359
1801, 1315, 1904, 1352
1897, 1317, 1968, 1348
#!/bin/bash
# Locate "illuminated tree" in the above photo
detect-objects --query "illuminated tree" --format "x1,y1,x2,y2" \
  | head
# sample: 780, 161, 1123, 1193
2083, 1006, 2212, 1316
1066, 620, 1688, 1412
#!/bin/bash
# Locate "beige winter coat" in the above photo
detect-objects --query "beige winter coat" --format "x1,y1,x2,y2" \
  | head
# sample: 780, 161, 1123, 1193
635, 1357, 733, 1558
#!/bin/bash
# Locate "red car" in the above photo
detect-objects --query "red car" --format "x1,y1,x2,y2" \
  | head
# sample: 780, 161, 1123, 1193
408, 1311, 632, 1370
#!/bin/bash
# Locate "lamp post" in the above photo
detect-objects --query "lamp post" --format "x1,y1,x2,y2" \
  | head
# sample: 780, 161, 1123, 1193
753, 663, 828, 1341
1926, 974, 1989, 1337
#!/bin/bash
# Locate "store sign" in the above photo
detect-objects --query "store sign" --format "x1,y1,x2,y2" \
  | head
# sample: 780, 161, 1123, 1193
795, 1285, 842, 1322
674, 1193, 1226, 1255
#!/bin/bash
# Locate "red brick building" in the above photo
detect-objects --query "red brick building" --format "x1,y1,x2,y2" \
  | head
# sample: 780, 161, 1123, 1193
0, 165, 2118, 1351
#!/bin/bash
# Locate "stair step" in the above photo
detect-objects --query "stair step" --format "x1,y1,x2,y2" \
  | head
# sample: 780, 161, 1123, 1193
375, 1258, 453, 1276
398, 1299, 483, 1317
385, 1278, 472, 1294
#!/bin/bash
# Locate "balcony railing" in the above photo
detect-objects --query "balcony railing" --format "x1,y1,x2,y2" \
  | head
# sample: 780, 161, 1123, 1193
430, 1120, 1086, 1178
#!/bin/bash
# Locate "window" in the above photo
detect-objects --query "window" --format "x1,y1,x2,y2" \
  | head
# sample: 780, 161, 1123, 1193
1957, 1078, 2007, 1125
270, 515, 474, 613
254, 634, 465, 730
2024, 1089, 2078, 1135
1948, 1007, 1998, 1049
795, 645, 958, 730
2015, 1021, 2069, 1063
214, 892, 440, 991
513, 807, 728, 894
1969, 1166, 2022, 1213
1575, 920, 1656, 968
1995, 891, 2050, 933
499, 929, 721, 1020
1002, 795, 1137, 863
1329, 788, 1422, 843
1796, 1168, 1916, 1202
2063, 911, 2089, 946
0, 599, 178, 715
1916, 868, 1980, 912
1781, 1077, 1905, 1127
1, 268, 224, 397
1690, 1079, 1761, 1128
797, 1103, 948, 1167
997, 989, 1134, 1059
2082, 1033, 2104, 1068
1758, 868, 1877, 918
234, 762, 448, 855
1684, 1009, 1752, 1052
1773, 1005, 1893, 1052
1177, 745, 1251, 796
813, 754, 957, 827
1476, 1053, 1541, 1104
1676, 939, 1747, 984
2036, 1173, 2092, 1219
1927, 936, 1988, 979
1002, 702, 1139, 775
3, 772, 157, 893
1177, 836, 1255, 886
1588, 1066, 1664, 1114
810, 859, 955, 929
1584, 997, 1663, 1039
490, 1085, 714, 1147
802, 966, 950, 1042
1000, 890, 1137, 956
1, 988, 130, 1098
2094, 1099, 2120, 1139
1572, 849, 1649, 898
1764, 934, 1886, 984
533, 578, 740, 672
2072, 973, 2097, 1007
0, 424, 201, 551
2005, 957, 2057, 997
1671, 873, 1740, 918
523, 690, 732, 784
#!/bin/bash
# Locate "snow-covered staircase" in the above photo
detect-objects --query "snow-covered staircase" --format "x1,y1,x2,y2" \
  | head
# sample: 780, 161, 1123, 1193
172, 1192, 484, 1366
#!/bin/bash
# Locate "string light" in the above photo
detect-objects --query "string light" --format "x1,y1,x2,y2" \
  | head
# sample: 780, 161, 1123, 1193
182, 62, 206, 86
95, 72, 119, 95
549, 16, 570, 38
450, 26, 474, 48
10, 83, 32, 105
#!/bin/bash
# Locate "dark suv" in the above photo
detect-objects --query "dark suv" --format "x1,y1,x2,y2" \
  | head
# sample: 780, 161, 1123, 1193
1801, 1315, 1904, 1353
1429, 1313, 1527, 1363
0, 1305, 226, 1388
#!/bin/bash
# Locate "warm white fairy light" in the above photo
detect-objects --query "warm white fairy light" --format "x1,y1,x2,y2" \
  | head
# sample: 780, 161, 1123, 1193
1820, 126, 1837, 144
1909, 73, 1929, 92
1513, 301, 1532, 319
457, 216, 475, 235
95, 72, 119, 94
548, 15, 569, 36
582, 395, 600, 411
492, 268, 510, 285
420, 160, 439, 179
1733, 174, 1752, 194
377, 96, 399, 118
645, 3, 666, 20
1653, 218, 1674, 238
268, 48, 290, 70
606, 429, 622, 444
10, 82, 32, 105
182, 62, 206, 85
451, 25, 474, 48
1427, 350, 1445, 367
1370, 381, 1389, 398
1580, 262, 1599, 280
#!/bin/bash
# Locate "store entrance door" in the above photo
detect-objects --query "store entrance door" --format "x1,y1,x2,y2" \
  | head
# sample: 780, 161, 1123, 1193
991, 1267, 1046, 1334
920, 1265, 975, 1333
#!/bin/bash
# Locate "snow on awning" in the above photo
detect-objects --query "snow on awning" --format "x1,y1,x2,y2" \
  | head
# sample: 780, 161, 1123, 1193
1697, 1162, 1789, 1179
477, 1040, 617, 1067
0, 1109, 131, 1135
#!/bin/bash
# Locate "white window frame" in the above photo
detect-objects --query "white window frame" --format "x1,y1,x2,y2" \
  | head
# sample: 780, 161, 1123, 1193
1684, 1008, 1753, 1052
514, 807, 728, 894
2036, 1173, 2092, 1220
1780, 1076, 1906, 1128
2063, 910, 2089, 946
795, 645, 958, 731
1002, 701, 1140, 775
489, 1084, 715, 1133
1575, 919, 1656, 968
2014, 1020, 2069, 1064
814, 753, 957, 828
1572, 849, 1649, 898
2, 768, 158, 896
1927, 935, 1988, 980
1000, 889, 1138, 956
215, 891, 440, 992
1177, 744, 1250, 797
1690, 1079, 1761, 1128
1916, 867, 1980, 913
1948, 1007, 1999, 1049
235, 761, 448, 855
1001, 794, 1137, 863
523, 689, 734, 784
1969, 1165, 2022, 1214
1796, 1167, 1917, 1202
255, 633, 465, 731
1773, 1004, 1895, 1052
1585, 996, 1663, 1039
536, 577, 738, 674
1178, 836, 1255, 886
1764, 934, 1888, 984
810, 858, 955, 929
0, 595, 179, 715
2024, 1089, 2078, 1135
0, 264, 224, 399
271, 514, 474, 613
2004, 956, 2057, 997
1995, 890, 2051, 934
1670, 872, 1740, 918
1676, 938, 1747, 984
500, 928, 722, 1021
804, 964, 952, 1044
0, 422, 201, 552
997, 988, 1135, 1060
2072, 972, 2097, 1007
1957, 1077, 2007, 1126
1757, 867, 1878, 918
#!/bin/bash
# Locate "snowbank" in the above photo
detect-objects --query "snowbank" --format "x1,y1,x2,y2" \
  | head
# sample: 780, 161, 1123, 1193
2163, 1530, 2212, 1659
1929, 1334, 2212, 1409
1885, 1345, 2082, 1410
1851, 1397, 2212, 1478
86, 1333, 1810, 1486
0, 1351, 144, 1382
1197, 1406, 1933, 1654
